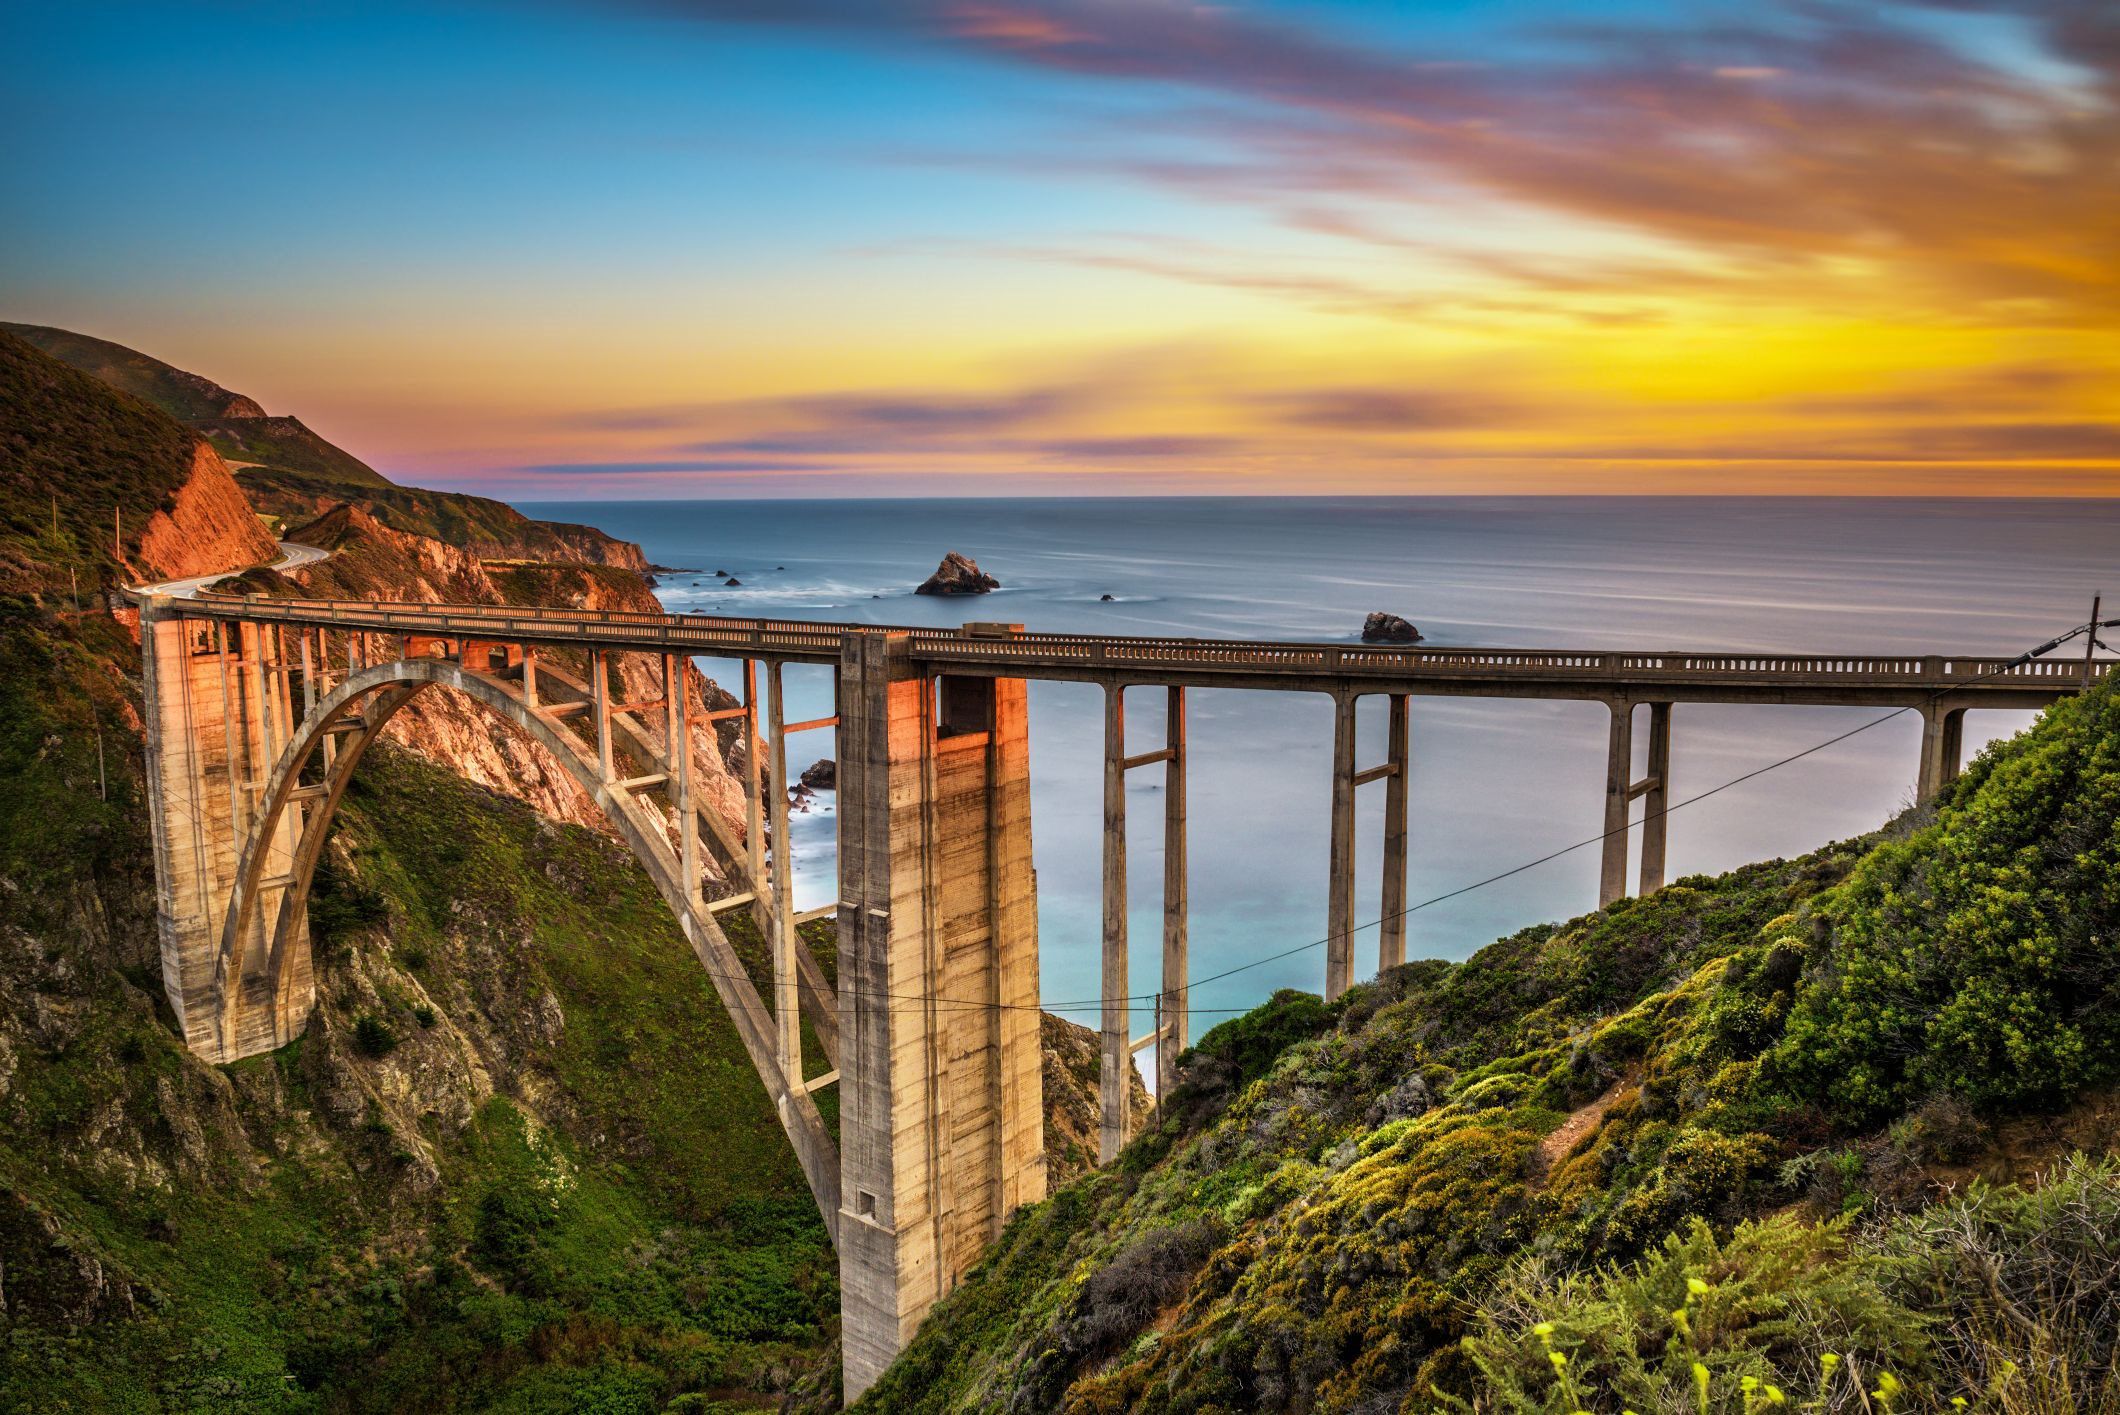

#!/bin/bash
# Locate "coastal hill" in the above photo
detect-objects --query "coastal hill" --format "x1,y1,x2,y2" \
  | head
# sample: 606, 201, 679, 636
847, 676, 2120, 1413
7, 321, 646, 571
3, 321, 391, 488
0, 329, 277, 594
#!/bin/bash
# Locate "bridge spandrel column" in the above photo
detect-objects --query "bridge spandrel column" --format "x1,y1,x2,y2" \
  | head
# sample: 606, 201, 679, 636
837, 632, 1042, 1403
1599, 700, 1634, 908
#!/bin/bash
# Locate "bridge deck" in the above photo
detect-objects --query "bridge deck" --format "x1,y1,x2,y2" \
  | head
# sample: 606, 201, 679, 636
161, 591, 2108, 707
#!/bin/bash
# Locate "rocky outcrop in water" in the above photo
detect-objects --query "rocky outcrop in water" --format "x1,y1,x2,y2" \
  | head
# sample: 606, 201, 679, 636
1361, 611, 1423, 644
916, 551, 999, 596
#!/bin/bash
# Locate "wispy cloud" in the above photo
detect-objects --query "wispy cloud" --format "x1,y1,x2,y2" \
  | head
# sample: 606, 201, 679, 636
633, 0, 2120, 325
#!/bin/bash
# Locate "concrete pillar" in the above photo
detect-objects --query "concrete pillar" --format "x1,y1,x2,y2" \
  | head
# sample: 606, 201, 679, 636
766, 660, 801, 1079
1100, 681, 1129, 1163
1159, 685, 1188, 1099
1599, 700, 1634, 907
1941, 707, 1965, 790
743, 659, 768, 938
1326, 690, 1357, 1000
1916, 702, 1967, 802
1378, 694, 1410, 972
836, 632, 1042, 1402
142, 605, 310, 1062
591, 647, 613, 783
1638, 702, 1671, 897
666, 652, 700, 903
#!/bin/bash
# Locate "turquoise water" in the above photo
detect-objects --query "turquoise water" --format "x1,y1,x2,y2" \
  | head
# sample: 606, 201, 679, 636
520, 497, 2120, 1045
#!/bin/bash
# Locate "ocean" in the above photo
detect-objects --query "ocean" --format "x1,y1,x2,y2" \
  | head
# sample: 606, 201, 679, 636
519, 497, 2120, 1052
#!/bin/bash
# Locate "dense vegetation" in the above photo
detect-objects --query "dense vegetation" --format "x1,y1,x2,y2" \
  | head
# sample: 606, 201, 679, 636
851, 678, 2120, 1414
0, 331, 202, 594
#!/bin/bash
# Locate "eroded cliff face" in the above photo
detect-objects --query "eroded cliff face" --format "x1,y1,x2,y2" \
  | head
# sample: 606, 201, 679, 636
276, 505, 749, 855
127, 441, 279, 585
528, 518, 652, 571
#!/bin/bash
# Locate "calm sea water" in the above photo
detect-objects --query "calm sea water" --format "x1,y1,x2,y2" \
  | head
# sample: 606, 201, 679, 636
520, 498, 2119, 1056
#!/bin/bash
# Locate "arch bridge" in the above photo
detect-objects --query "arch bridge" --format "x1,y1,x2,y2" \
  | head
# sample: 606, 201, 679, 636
135, 591, 2109, 1399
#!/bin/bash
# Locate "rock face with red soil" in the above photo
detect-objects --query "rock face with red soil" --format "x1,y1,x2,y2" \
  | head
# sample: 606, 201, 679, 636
130, 441, 280, 584
1361, 611, 1423, 644
915, 551, 1000, 595
277, 506, 751, 854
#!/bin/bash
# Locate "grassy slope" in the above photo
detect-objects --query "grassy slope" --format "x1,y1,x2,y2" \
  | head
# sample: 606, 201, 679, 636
0, 331, 202, 594
856, 679, 2120, 1414
5, 322, 389, 489
2, 322, 250, 421
15, 322, 641, 567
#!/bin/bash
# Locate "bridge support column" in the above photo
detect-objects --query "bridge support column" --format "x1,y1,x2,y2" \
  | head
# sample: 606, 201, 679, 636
1378, 694, 1411, 972
1638, 702, 1672, 897
1599, 700, 1634, 908
1326, 690, 1357, 1001
141, 601, 311, 1062
1158, 686, 1188, 1099
837, 631, 1042, 1402
1101, 681, 1129, 1161
1916, 702, 1966, 803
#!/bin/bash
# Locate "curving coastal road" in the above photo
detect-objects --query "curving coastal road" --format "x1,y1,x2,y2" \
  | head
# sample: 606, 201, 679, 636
135, 540, 330, 599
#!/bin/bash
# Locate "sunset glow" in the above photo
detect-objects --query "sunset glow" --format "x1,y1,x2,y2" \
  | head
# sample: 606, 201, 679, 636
5, 0, 2115, 496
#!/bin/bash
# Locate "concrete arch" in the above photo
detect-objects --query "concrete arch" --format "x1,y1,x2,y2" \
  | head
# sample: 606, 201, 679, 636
212, 655, 841, 1242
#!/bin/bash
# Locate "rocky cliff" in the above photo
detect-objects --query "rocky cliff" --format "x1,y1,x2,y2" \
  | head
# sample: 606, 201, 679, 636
254, 503, 749, 848
0, 331, 277, 599
128, 440, 280, 586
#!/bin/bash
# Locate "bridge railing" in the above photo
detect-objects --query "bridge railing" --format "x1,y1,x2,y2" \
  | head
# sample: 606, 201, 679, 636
167, 591, 2109, 688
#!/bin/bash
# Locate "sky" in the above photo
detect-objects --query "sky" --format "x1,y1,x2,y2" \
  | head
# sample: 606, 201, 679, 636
3, 0, 2116, 498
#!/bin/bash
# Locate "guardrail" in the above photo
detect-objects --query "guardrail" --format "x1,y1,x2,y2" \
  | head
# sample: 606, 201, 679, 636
160, 590, 2110, 692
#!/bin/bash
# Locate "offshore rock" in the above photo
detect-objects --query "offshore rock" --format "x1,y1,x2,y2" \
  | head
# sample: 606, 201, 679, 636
800, 758, 836, 791
1361, 611, 1423, 644
916, 551, 999, 596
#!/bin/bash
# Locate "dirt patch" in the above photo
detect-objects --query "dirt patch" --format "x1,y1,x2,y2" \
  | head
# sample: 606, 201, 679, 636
1529, 1072, 1638, 1189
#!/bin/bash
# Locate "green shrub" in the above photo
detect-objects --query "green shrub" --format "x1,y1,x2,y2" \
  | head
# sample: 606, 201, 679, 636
1770, 679, 2120, 1124
1449, 1214, 1927, 1413
351, 1013, 397, 1057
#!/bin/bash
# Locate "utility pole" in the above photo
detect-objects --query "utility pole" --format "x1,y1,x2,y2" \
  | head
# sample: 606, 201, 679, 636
2088, 595, 2104, 690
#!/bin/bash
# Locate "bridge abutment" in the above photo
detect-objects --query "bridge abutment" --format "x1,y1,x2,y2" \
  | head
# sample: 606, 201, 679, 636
142, 602, 312, 1062
837, 630, 1044, 1401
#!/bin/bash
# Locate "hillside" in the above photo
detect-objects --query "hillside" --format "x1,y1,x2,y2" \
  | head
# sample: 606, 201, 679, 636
3, 322, 391, 489
852, 679, 2120, 1413
0, 330, 278, 596
9, 322, 644, 570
